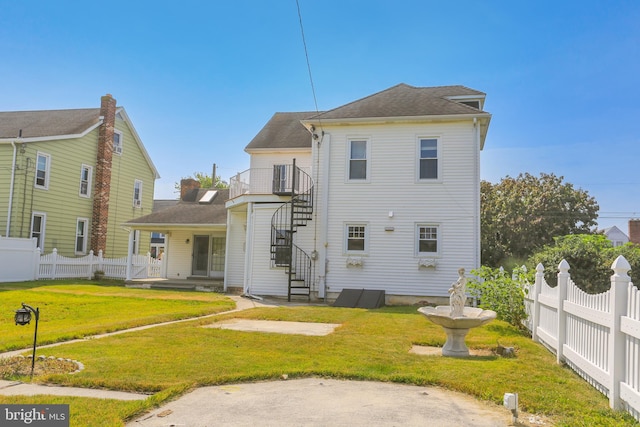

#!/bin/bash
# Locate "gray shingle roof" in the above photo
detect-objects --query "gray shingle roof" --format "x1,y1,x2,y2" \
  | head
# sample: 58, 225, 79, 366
127, 189, 229, 226
311, 84, 487, 120
245, 112, 319, 151
0, 108, 102, 139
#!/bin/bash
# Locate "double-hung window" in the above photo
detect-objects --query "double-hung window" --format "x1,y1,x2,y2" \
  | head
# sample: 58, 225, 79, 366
31, 212, 46, 252
79, 165, 92, 197
35, 152, 51, 189
417, 224, 439, 255
345, 223, 367, 253
418, 138, 438, 180
348, 139, 368, 181
113, 130, 123, 154
133, 180, 143, 208
76, 218, 89, 254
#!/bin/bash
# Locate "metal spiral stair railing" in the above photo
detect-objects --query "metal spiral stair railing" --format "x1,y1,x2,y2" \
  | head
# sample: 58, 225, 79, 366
270, 161, 314, 301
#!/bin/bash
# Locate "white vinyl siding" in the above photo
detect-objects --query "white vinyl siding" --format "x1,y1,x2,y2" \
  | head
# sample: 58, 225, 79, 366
35, 152, 51, 189
316, 121, 479, 297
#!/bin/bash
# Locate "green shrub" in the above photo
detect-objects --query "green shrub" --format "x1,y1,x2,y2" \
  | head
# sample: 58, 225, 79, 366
468, 266, 530, 330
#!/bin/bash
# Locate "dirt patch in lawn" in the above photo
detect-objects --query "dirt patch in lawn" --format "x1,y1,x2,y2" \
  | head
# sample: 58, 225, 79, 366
0, 356, 82, 378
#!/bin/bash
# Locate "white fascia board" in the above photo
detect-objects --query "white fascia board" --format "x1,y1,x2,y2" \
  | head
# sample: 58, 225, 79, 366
116, 107, 161, 179
244, 147, 311, 155
301, 112, 492, 127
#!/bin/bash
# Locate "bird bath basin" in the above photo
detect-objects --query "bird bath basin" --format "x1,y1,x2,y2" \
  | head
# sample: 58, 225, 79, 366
418, 306, 497, 357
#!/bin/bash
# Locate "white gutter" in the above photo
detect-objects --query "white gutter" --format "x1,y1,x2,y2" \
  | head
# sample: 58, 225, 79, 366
474, 118, 481, 270
6, 140, 18, 236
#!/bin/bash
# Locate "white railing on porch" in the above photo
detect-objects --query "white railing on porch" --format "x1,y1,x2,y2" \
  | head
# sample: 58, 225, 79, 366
523, 256, 640, 422
38, 249, 162, 280
229, 167, 312, 199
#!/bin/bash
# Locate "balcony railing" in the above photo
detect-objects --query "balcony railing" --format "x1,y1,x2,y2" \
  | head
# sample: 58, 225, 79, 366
229, 166, 311, 199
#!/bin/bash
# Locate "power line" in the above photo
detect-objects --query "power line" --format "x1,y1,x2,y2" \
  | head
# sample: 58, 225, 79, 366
296, 0, 320, 115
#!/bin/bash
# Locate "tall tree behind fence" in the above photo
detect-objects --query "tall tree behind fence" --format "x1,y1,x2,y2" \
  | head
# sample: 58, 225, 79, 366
523, 256, 640, 422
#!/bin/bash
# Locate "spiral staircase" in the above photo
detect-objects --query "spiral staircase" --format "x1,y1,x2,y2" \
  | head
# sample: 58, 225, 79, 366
270, 160, 314, 301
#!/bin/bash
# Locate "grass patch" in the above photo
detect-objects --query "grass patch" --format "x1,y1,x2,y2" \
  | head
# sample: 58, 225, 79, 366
0, 281, 235, 352
0, 285, 637, 426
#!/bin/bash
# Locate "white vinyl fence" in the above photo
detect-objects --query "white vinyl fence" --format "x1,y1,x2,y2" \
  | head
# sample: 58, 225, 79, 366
39, 249, 162, 280
0, 236, 40, 282
523, 256, 640, 421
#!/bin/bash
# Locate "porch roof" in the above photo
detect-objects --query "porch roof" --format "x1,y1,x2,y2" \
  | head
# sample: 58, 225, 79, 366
125, 188, 228, 229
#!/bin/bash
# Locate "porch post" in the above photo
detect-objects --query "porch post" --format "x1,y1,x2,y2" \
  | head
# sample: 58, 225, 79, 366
125, 229, 134, 281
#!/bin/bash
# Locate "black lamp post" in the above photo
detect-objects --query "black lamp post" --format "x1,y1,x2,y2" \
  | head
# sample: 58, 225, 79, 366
14, 303, 40, 379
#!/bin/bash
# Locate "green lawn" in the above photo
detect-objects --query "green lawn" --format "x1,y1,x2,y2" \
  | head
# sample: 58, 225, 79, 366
0, 282, 637, 427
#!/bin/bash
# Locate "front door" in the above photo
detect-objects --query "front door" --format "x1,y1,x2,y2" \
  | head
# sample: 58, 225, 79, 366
192, 235, 209, 276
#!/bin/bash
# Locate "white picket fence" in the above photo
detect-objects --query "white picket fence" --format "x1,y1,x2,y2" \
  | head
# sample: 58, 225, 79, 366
523, 256, 640, 421
38, 249, 162, 280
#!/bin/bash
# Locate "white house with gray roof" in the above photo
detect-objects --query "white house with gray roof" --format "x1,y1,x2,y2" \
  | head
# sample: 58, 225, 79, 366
224, 83, 491, 303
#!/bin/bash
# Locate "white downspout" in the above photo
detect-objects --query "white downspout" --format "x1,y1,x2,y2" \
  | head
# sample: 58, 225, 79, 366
473, 118, 481, 270
318, 133, 331, 300
242, 202, 254, 295
6, 141, 18, 236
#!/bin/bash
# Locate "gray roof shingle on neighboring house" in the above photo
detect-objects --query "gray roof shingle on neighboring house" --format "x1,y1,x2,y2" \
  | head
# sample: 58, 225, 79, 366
245, 111, 319, 151
0, 108, 102, 139
127, 188, 229, 227
310, 84, 488, 120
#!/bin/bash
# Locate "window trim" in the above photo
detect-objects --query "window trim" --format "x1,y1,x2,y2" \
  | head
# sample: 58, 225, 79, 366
344, 222, 369, 254
31, 212, 46, 253
75, 217, 89, 255
113, 129, 123, 155
133, 179, 143, 208
34, 152, 51, 190
417, 137, 440, 182
416, 223, 440, 256
346, 138, 370, 182
79, 164, 93, 198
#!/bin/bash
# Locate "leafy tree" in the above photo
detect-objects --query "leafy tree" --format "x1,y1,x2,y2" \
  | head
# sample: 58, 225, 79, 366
481, 173, 599, 267
467, 265, 531, 331
174, 171, 228, 192
529, 234, 640, 294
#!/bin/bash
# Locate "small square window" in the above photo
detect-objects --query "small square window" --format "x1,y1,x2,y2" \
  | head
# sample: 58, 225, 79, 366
418, 225, 438, 254
346, 224, 367, 252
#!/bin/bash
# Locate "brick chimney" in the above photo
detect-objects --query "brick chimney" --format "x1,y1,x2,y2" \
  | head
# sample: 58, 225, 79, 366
180, 178, 201, 201
91, 94, 116, 254
629, 219, 640, 245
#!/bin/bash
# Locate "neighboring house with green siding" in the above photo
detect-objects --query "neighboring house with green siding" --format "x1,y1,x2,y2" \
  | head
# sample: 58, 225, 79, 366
0, 94, 159, 258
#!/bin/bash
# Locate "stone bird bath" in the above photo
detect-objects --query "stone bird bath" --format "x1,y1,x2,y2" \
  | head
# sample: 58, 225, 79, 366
418, 268, 496, 357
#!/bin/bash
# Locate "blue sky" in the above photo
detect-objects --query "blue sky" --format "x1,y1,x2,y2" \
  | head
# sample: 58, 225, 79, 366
1, 1, 639, 232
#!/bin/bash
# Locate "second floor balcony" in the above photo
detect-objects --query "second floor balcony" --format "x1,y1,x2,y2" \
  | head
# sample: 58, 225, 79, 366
229, 165, 312, 200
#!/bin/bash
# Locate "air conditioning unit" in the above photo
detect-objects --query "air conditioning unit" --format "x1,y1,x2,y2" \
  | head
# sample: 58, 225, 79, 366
134, 199, 141, 208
